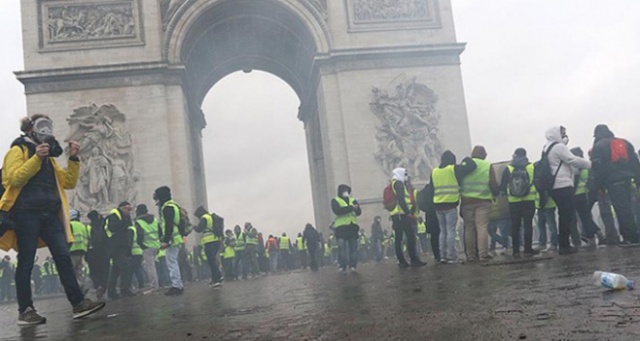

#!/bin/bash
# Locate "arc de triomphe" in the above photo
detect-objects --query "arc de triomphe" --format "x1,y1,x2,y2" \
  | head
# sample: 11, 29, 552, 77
16, 0, 471, 231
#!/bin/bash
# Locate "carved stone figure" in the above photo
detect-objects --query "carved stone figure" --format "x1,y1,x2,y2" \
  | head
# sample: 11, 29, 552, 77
161, 0, 188, 29
46, 2, 137, 42
352, 0, 429, 22
370, 77, 443, 181
66, 104, 140, 212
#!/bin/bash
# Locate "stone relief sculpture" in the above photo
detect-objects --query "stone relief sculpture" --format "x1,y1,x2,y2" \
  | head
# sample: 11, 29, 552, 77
46, 2, 136, 42
161, 0, 188, 29
65, 104, 140, 212
352, 0, 429, 22
370, 77, 443, 182
307, 0, 328, 17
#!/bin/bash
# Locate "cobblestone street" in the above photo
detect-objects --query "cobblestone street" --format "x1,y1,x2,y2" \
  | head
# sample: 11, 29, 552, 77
2, 247, 640, 341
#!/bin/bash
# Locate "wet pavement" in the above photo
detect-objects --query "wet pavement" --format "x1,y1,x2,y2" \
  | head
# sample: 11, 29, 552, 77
2, 247, 640, 340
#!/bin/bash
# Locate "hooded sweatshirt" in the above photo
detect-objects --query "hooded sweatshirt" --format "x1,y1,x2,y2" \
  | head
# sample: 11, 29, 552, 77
331, 184, 361, 239
591, 124, 640, 189
391, 168, 412, 215
500, 152, 531, 194
543, 126, 591, 189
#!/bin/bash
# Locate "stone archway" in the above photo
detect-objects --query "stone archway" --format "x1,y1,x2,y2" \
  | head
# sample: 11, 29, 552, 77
17, 0, 471, 233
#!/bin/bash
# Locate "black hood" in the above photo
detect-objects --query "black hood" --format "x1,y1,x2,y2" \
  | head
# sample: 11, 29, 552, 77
594, 124, 615, 141
337, 184, 351, 196
439, 150, 456, 167
154, 186, 172, 204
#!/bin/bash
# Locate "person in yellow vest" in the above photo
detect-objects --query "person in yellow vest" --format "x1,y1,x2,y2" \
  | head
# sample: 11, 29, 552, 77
134, 204, 160, 291
222, 230, 237, 280
233, 225, 248, 278
105, 201, 136, 299
296, 232, 308, 269
128, 224, 144, 291
279, 232, 292, 271
193, 206, 223, 287
390, 168, 426, 268
68, 210, 89, 287
0, 255, 14, 301
429, 152, 477, 264
331, 184, 362, 272
154, 186, 185, 296
570, 147, 603, 246
244, 222, 260, 277
460, 146, 499, 262
0, 114, 105, 324
500, 148, 539, 258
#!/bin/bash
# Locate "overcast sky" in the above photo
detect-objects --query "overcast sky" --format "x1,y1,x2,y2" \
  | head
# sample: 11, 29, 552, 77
1, 1, 640, 256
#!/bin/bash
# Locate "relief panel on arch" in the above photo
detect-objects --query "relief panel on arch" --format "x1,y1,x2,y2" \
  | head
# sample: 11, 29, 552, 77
345, 0, 441, 32
38, 0, 145, 51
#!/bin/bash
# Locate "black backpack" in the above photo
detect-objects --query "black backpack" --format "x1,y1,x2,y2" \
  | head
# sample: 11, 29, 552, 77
533, 142, 563, 194
212, 213, 224, 237
416, 184, 431, 212
508, 165, 531, 197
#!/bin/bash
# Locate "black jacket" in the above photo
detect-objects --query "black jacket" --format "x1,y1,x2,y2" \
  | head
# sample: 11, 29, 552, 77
106, 209, 134, 257
591, 130, 640, 189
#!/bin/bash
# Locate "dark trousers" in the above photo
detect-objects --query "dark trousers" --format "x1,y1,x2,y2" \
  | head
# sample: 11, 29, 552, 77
14, 211, 84, 313
392, 215, 420, 264
280, 250, 290, 271
108, 254, 132, 297
550, 187, 577, 249
204, 241, 222, 283
222, 258, 235, 280
130, 255, 144, 289
588, 190, 619, 242
245, 244, 259, 275
574, 193, 599, 238
508, 201, 535, 253
233, 250, 246, 278
86, 248, 110, 290
429, 230, 441, 261
607, 181, 639, 243
308, 245, 318, 271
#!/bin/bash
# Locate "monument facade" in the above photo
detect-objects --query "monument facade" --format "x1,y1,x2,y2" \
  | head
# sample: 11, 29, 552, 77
17, 0, 471, 231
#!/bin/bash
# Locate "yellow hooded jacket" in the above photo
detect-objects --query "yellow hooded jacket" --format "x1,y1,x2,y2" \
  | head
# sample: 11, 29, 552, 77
0, 143, 79, 251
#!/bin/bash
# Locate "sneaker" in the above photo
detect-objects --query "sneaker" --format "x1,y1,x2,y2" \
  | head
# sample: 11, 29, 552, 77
349, 267, 357, 273
545, 245, 558, 252
446, 259, 457, 264
18, 307, 46, 326
210, 282, 222, 288
164, 287, 184, 296
398, 262, 410, 268
73, 299, 106, 319
410, 261, 427, 267
479, 254, 493, 262
338, 268, 347, 273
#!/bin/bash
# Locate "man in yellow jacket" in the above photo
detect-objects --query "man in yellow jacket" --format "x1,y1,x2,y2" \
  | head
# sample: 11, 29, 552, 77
0, 114, 105, 325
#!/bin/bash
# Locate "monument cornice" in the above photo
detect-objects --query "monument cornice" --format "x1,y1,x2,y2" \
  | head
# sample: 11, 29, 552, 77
15, 61, 186, 94
316, 43, 465, 74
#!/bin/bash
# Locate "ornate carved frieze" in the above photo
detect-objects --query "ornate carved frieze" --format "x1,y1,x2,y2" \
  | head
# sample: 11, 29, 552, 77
345, 0, 441, 32
38, 0, 144, 51
370, 77, 443, 182
66, 104, 140, 213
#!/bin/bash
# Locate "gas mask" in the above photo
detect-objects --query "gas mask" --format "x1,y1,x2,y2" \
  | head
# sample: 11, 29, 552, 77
342, 191, 350, 198
32, 118, 63, 157
561, 135, 570, 145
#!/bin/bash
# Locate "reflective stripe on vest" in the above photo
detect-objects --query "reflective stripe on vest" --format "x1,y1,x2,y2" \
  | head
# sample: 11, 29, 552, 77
129, 226, 143, 256
104, 209, 122, 238
390, 180, 412, 216
234, 232, 246, 251
506, 164, 537, 203
417, 221, 427, 234
432, 165, 460, 204
575, 169, 589, 196
296, 237, 306, 250
223, 237, 236, 258
200, 214, 219, 245
279, 236, 290, 250
161, 200, 183, 246
69, 221, 88, 253
246, 228, 258, 245
136, 218, 160, 249
334, 196, 358, 227
461, 159, 493, 200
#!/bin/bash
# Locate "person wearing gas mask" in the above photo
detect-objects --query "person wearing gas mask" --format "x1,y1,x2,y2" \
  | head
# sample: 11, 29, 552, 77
543, 126, 591, 255
331, 184, 361, 273
0, 114, 105, 325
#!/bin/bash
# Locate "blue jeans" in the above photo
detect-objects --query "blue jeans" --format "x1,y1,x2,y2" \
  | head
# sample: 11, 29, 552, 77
337, 238, 358, 269
14, 211, 84, 313
436, 208, 458, 260
164, 245, 183, 289
373, 239, 383, 262
269, 251, 278, 271
489, 219, 510, 249
538, 208, 558, 247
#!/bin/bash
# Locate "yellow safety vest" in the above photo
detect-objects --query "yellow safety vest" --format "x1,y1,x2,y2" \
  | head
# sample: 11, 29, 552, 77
200, 214, 219, 245
223, 237, 236, 258
390, 180, 412, 216
334, 196, 358, 227
279, 236, 290, 250
432, 165, 460, 204
417, 220, 427, 234
160, 200, 184, 246
104, 209, 122, 238
234, 232, 246, 251
246, 228, 258, 245
157, 248, 166, 260
575, 169, 589, 196
136, 218, 160, 249
460, 159, 493, 200
506, 164, 537, 203
69, 221, 88, 253
129, 226, 143, 256
296, 237, 306, 250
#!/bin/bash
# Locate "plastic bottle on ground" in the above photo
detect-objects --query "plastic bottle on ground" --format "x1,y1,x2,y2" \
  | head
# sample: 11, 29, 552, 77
593, 271, 635, 290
